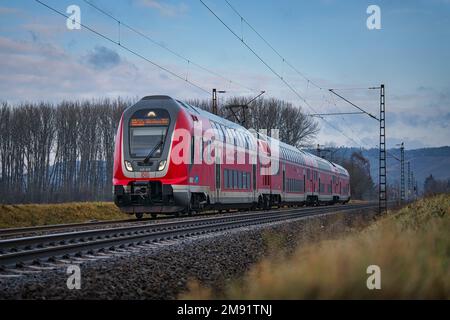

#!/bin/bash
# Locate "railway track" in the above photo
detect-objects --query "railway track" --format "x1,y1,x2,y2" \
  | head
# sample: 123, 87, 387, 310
0, 210, 235, 238
0, 203, 372, 238
0, 203, 377, 269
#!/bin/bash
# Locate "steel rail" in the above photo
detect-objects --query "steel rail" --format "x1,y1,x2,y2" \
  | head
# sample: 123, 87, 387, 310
0, 204, 376, 268
0, 203, 370, 238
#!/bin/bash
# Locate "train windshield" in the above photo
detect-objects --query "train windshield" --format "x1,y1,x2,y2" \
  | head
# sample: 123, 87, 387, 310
129, 109, 170, 158
130, 127, 167, 158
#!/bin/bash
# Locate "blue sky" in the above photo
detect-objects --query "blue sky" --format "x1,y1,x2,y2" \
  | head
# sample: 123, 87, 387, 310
0, 0, 449, 149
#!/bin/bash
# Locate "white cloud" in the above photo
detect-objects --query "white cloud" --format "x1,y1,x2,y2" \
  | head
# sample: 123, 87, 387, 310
0, 35, 448, 149
137, 0, 188, 17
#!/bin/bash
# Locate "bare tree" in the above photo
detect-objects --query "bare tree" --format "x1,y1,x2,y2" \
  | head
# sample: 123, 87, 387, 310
0, 95, 316, 204
187, 96, 319, 147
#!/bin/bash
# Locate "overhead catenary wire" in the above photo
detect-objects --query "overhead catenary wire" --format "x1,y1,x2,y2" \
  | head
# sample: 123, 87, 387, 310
35, 0, 212, 95
224, 0, 323, 90
81, 0, 257, 93
329, 88, 379, 121
200, 0, 366, 148
222, 0, 387, 151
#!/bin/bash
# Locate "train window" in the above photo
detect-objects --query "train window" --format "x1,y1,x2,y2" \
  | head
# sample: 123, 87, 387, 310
210, 122, 218, 141
129, 126, 167, 158
229, 170, 233, 189
213, 122, 219, 141
238, 171, 242, 189
218, 124, 224, 142
224, 127, 230, 144
129, 108, 170, 158
233, 170, 238, 189
226, 127, 231, 145
231, 129, 237, 146
245, 172, 249, 189
224, 169, 228, 188
236, 131, 241, 147
247, 172, 250, 189
227, 128, 232, 144
307, 169, 311, 180
244, 135, 249, 150
240, 131, 245, 147
209, 121, 215, 137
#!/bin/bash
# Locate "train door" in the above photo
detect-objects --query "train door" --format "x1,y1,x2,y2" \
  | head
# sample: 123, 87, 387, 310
215, 163, 220, 203
282, 164, 286, 202
303, 174, 306, 202
252, 164, 257, 202
318, 176, 321, 196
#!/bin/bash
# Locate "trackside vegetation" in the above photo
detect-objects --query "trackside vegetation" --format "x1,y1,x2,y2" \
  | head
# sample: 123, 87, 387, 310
181, 194, 450, 299
0, 202, 126, 228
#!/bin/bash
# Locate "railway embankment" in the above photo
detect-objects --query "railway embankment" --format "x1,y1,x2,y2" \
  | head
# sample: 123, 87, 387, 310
0, 202, 126, 228
0, 206, 376, 299
182, 194, 450, 299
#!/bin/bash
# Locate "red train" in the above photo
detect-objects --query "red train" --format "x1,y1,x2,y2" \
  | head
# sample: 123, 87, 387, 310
113, 95, 350, 218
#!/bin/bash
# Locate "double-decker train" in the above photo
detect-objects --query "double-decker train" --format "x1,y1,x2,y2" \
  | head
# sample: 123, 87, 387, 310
113, 95, 350, 218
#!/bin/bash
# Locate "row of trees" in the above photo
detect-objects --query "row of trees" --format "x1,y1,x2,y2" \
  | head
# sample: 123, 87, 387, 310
0, 99, 128, 203
424, 175, 450, 196
0, 96, 319, 204
340, 152, 377, 200
187, 96, 319, 147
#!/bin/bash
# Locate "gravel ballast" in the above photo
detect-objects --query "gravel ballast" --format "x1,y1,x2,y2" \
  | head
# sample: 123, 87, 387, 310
0, 209, 376, 299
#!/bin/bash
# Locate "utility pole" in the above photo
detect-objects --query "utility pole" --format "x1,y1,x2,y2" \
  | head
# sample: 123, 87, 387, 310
407, 161, 411, 201
212, 89, 226, 115
212, 89, 217, 115
329, 84, 386, 215
379, 84, 387, 215
339, 83, 387, 214
225, 91, 265, 125
400, 142, 405, 203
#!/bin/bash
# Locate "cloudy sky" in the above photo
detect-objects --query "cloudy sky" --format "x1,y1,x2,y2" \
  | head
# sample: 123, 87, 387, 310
0, 0, 449, 149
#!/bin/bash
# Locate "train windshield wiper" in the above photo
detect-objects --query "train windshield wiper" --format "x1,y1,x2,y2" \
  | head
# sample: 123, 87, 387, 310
143, 137, 164, 164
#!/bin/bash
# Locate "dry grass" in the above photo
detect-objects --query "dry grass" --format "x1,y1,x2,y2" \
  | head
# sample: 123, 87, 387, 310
0, 202, 128, 228
181, 194, 450, 299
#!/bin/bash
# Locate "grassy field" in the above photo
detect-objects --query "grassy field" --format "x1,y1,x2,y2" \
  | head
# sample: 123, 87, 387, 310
0, 202, 128, 228
181, 194, 450, 299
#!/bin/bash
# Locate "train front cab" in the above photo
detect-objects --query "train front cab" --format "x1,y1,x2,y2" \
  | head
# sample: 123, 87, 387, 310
113, 96, 191, 217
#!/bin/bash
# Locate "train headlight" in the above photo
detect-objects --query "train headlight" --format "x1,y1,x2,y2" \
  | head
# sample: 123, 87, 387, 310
125, 160, 133, 172
158, 160, 166, 171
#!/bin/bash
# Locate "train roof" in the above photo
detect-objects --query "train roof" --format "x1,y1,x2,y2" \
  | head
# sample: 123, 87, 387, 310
136, 96, 349, 177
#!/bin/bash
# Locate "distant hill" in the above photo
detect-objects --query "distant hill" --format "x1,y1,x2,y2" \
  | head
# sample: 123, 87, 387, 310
306, 146, 450, 192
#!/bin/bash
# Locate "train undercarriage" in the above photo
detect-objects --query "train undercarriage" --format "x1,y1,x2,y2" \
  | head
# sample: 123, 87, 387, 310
114, 182, 350, 219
